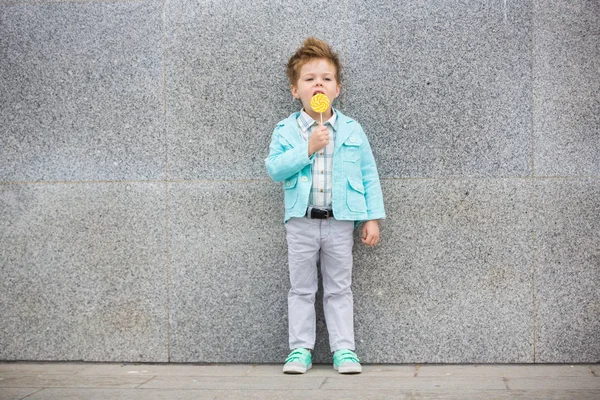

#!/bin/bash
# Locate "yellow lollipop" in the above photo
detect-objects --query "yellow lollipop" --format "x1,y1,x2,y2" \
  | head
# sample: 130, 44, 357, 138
310, 93, 330, 123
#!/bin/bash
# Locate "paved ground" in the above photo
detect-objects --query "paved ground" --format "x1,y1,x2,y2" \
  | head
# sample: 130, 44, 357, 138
0, 362, 599, 399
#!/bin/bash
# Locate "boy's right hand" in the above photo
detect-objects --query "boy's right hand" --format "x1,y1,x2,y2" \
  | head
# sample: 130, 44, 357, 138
308, 123, 329, 156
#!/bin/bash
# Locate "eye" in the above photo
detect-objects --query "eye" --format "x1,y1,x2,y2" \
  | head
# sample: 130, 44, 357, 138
306, 78, 313, 81
325, 78, 331, 81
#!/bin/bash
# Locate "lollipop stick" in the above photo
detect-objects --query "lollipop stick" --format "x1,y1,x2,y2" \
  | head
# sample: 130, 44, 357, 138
320, 112, 323, 125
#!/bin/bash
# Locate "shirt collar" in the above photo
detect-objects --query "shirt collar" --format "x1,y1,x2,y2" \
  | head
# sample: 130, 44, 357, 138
298, 109, 338, 133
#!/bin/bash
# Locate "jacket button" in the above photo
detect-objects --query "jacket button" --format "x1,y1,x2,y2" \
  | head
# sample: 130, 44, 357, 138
350, 137, 355, 142
301, 177, 308, 182
286, 181, 291, 186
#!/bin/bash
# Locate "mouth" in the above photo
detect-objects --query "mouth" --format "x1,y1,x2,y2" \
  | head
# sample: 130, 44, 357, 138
312, 90, 325, 96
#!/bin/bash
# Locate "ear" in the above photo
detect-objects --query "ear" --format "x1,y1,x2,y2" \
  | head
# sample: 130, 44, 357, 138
290, 84, 300, 99
334, 83, 341, 99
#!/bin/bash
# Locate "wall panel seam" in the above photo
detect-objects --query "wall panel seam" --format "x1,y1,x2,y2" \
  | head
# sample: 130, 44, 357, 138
162, 0, 171, 362
343, 0, 348, 109
1, 176, 599, 186
529, 0, 537, 364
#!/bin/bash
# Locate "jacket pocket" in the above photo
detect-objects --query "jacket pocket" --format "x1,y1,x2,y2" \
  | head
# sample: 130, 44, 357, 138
342, 136, 362, 163
346, 178, 367, 213
284, 175, 298, 210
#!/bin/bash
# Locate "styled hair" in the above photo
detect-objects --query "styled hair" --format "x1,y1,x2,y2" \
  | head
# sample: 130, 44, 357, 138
286, 37, 342, 86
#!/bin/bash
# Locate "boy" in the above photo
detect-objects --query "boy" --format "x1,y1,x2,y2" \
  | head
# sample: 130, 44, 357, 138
265, 37, 385, 374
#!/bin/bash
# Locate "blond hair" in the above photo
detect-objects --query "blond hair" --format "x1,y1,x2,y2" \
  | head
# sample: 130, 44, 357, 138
286, 37, 341, 86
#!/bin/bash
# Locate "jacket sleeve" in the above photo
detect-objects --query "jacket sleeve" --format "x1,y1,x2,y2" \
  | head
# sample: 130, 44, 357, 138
358, 125, 386, 220
265, 125, 314, 182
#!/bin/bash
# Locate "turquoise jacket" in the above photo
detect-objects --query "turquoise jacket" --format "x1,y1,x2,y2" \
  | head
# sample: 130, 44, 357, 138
265, 110, 386, 223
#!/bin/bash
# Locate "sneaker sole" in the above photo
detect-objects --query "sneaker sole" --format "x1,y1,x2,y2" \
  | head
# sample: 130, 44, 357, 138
283, 363, 312, 374
334, 364, 362, 374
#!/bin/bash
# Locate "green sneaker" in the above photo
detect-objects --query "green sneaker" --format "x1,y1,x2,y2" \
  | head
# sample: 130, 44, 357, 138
333, 349, 362, 374
283, 348, 312, 374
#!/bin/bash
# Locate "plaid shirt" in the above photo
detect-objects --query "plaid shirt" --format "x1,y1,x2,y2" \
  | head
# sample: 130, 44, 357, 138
297, 109, 337, 208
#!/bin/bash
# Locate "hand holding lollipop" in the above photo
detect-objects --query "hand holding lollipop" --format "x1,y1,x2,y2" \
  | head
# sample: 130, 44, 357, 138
308, 93, 331, 156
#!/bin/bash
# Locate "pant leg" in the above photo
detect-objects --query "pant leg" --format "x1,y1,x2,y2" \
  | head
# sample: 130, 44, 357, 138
319, 218, 356, 352
285, 217, 321, 350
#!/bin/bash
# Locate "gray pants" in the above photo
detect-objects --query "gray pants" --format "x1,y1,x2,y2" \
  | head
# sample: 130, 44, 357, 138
285, 217, 355, 352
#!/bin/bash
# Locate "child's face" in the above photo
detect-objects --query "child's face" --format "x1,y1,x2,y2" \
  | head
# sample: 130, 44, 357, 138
291, 58, 340, 120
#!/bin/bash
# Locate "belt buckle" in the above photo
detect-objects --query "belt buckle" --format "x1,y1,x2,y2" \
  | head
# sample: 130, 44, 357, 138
312, 208, 329, 219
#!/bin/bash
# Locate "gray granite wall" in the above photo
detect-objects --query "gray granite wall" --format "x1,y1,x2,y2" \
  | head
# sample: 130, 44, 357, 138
0, 0, 598, 363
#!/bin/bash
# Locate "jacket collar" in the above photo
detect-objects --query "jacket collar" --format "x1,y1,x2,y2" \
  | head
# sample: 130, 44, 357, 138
332, 111, 357, 154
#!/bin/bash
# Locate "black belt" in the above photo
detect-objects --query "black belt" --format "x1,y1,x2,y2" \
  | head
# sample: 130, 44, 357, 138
306, 207, 334, 219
